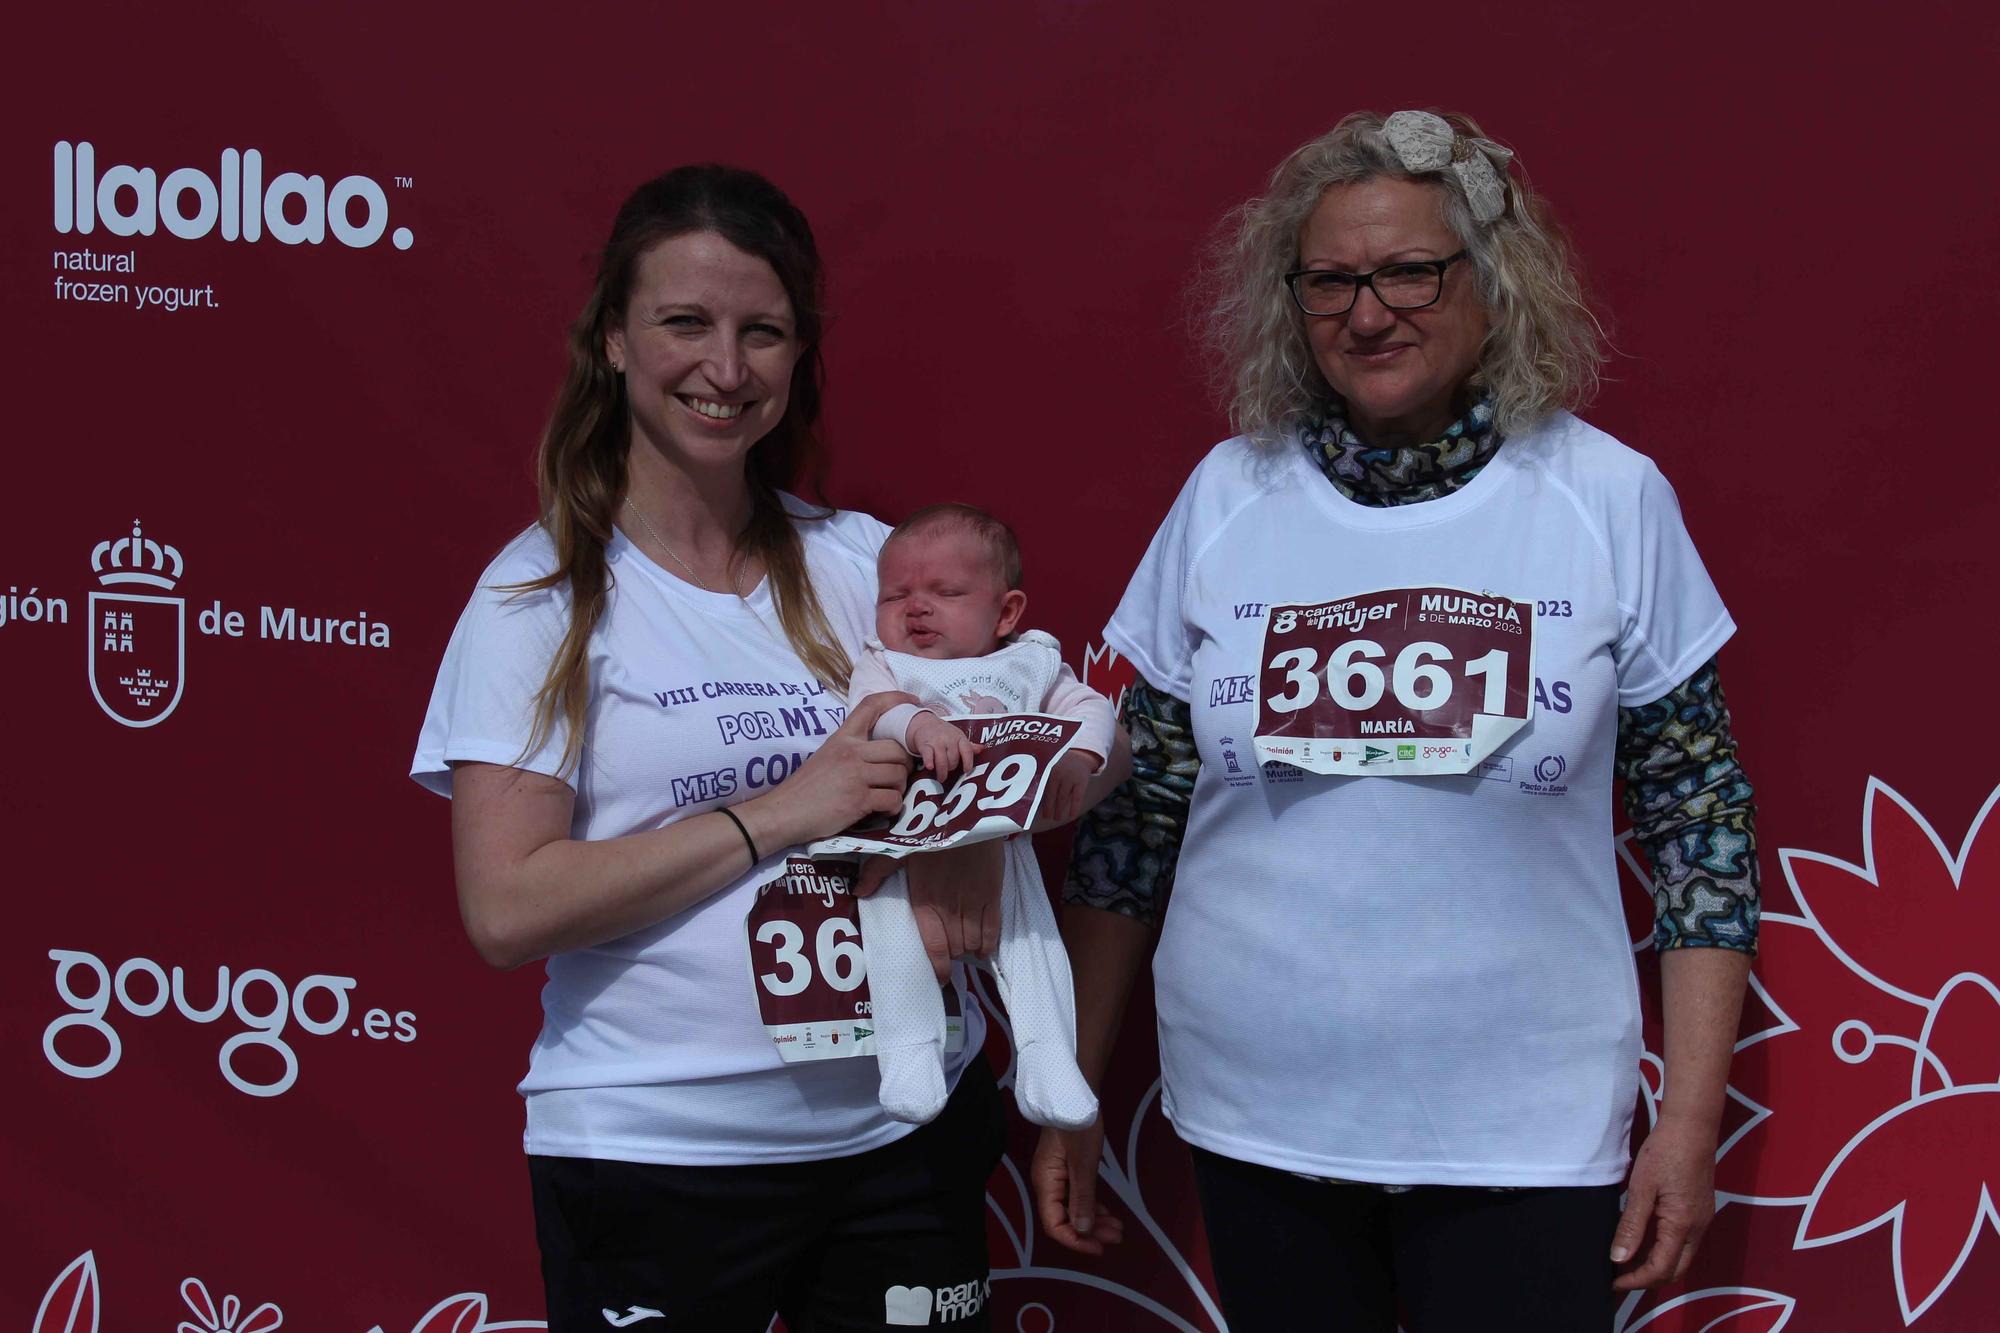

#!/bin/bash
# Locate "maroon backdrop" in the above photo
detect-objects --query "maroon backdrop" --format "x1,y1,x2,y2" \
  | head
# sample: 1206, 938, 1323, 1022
8, 3, 1998, 1330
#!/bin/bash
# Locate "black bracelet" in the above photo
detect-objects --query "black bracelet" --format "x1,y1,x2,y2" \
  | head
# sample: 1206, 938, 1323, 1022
719, 806, 760, 866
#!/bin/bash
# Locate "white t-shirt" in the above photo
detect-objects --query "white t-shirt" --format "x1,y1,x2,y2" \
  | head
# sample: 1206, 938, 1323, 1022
1105, 413, 1733, 1187
411, 496, 982, 1166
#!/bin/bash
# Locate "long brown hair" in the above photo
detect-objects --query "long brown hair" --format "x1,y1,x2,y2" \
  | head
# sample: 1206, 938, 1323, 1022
514, 165, 852, 776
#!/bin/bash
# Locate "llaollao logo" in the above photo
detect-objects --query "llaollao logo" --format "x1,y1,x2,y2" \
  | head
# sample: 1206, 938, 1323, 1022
54, 140, 413, 250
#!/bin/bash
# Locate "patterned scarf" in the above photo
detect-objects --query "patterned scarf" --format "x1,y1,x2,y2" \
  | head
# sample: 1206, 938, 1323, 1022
1299, 397, 1501, 507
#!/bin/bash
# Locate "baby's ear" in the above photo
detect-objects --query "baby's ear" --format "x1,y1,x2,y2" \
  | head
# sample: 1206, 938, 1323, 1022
994, 589, 1028, 638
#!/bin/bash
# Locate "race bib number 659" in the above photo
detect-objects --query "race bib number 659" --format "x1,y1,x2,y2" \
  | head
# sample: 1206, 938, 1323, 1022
807, 713, 1083, 858
1252, 585, 1536, 776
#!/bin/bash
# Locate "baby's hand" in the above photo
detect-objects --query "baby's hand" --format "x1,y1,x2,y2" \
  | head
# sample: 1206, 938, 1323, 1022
909, 712, 982, 779
1040, 750, 1100, 826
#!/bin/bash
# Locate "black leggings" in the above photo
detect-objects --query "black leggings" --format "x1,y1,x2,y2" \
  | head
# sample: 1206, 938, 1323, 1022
1190, 1145, 1621, 1332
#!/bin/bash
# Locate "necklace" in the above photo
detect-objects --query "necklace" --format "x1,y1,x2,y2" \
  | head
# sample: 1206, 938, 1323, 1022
624, 497, 745, 598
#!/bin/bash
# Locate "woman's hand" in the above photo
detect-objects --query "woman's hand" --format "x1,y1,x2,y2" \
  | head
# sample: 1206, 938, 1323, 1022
1612, 946, 1749, 1288
1032, 905, 1150, 1247
738, 691, 916, 853
855, 834, 1005, 978
907, 837, 1004, 978
1611, 1113, 1718, 1289
1033, 1120, 1125, 1255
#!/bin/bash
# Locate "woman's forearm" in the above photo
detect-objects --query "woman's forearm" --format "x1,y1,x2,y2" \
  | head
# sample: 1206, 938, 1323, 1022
1055, 676, 1193, 1081
450, 706, 905, 969
452, 767, 768, 968
1619, 660, 1758, 1125
1657, 946, 1752, 1130
1064, 902, 1156, 1089
458, 736, 888, 964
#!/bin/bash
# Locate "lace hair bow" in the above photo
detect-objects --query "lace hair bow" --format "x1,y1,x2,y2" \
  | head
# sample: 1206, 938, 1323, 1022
1381, 110, 1514, 224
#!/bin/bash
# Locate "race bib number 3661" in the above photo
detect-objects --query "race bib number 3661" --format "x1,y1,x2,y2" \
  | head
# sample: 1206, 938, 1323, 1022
1253, 586, 1536, 776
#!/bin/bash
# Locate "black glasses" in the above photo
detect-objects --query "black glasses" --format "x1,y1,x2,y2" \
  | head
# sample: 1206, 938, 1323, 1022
1284, 250, 1471, 317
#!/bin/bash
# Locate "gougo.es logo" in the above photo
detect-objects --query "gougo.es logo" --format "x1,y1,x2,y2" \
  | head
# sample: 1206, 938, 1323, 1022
44, 949, 417, 1098
54, 140, 414, 250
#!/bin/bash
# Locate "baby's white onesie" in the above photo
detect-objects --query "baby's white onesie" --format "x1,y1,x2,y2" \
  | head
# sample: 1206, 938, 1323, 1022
848, 630, 1112, 1127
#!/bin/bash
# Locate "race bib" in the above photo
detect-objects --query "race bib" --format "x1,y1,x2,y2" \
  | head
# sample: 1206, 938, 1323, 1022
1253, 586, 1536, 776
745, 856, 965, 1063
807, 713, 1084, 858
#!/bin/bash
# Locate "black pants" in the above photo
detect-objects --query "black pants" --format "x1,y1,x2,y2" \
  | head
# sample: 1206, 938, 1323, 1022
1190, 1145, 1622, 1332
530, 1057, 1005, 1332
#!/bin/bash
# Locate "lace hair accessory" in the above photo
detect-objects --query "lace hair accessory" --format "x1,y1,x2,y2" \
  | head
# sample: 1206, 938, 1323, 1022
1381, 110, 1515, 224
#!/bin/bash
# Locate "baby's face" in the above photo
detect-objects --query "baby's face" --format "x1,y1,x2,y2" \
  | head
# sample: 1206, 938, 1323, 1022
876, 528, 1021, 659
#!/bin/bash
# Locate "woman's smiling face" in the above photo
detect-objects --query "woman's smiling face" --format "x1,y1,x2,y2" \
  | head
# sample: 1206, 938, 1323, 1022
607, 231, 801, 475
1299, 177, 1489, 443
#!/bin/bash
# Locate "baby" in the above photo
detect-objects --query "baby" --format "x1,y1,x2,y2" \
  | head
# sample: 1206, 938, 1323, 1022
850, 503, 1113, 1128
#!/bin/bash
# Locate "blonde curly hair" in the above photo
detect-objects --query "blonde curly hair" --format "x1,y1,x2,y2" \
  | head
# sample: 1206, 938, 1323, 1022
1200, 110, 1605, 443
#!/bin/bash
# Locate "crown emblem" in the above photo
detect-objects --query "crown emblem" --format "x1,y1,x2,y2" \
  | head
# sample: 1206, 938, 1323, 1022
91, 521, 183, 590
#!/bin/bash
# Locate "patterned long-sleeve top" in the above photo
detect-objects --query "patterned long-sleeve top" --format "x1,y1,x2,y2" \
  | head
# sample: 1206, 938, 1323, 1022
1064, 401, 1760, 954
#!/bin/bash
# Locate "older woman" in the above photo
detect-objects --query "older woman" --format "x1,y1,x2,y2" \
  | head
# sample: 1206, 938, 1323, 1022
412, 165, 1049, 1332
1033, 111, 1759, 1330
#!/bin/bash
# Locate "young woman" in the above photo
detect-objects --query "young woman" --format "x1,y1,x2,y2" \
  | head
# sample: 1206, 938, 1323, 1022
414, 165, 1018, 1331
